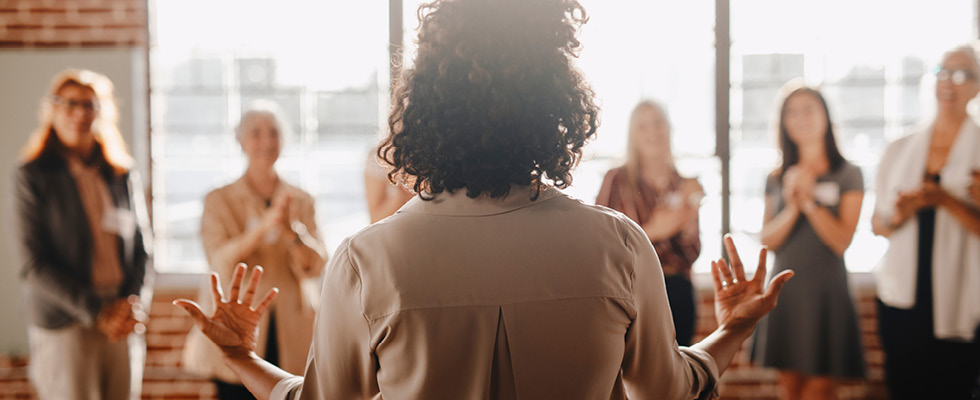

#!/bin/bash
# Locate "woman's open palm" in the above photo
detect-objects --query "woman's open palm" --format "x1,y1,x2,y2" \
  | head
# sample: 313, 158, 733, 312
174, 264, 278, 357
711, 235, 794, 331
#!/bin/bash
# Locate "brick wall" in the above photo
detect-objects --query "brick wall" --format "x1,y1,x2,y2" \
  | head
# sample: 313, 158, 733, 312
0, 284, 888, 400
0, 0, 147, 47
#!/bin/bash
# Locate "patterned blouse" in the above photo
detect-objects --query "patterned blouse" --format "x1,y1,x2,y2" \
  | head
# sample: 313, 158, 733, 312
596, 166, 701, 278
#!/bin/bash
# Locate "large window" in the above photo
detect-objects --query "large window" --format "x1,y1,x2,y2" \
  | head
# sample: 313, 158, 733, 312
149, 1, 977, 274
728, 0, 976, 271
150, 1, 389, 272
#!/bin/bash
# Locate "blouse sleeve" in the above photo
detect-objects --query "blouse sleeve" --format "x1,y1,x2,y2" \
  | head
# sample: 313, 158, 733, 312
619, 216, 719, 400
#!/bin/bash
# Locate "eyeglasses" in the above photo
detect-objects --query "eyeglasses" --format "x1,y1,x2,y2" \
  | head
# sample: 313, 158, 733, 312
50, 96, 100, 113
934, 66, 978, 85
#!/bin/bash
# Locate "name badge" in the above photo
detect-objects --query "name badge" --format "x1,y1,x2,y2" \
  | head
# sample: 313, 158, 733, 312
103, 207, 136, 238
813, 182, 840, 207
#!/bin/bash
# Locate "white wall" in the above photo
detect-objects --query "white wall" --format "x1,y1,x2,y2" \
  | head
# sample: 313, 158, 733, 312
0, 48, 147, 355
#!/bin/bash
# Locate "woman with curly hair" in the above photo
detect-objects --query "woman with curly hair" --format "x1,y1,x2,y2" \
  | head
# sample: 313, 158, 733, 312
175, 1, 793, 399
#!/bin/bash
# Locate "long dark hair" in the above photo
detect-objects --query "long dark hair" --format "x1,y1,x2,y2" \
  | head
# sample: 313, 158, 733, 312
777, 86, 846, 179
378, 0, 599, 199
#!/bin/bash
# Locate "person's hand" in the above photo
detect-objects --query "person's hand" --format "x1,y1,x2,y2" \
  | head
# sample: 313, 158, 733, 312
711, 235, 794, 334
644, 205, 693, 241
97, 295, 146, 342
679, 178, 705, 208
781, 168, 801, 208
892, 190, 926, 227
174, 264, 278, 358
921, 181, 951, 208
262, 192, 292, 232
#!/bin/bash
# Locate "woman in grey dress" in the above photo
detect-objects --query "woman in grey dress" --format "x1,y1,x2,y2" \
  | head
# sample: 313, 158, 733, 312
754, 83, 866, 400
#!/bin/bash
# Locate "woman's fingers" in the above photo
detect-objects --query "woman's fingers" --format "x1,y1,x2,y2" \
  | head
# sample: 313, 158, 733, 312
229, 263, 247, 303
752, 247, 768, 284
710, 261, 725, 292
241, 266, 264, 305
254, 288, 279, 315
716, 258, 735, 288
210, 272, 224, 303
722, 235, 744, 283
763, 270, 795, 304
173, 299, 209, 329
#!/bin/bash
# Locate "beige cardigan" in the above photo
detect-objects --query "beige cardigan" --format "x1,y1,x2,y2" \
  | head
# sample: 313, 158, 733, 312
183, 177, 325, 382
272, 186, 719, 399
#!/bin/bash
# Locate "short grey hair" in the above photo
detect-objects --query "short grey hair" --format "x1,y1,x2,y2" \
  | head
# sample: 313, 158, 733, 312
943, 42, 980, 74
235, 100, 292, 144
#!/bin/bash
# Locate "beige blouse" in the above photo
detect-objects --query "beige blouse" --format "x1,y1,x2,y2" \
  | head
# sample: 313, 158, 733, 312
183, 177, 325, 383
272, 186, 719, 399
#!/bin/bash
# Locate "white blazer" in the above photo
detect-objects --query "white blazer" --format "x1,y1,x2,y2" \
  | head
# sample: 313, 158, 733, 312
874, 118, 980, 341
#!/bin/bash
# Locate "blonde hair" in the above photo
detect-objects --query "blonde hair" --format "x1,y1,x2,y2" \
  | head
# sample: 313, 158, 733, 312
20, 69, 133, 175
624, 99, 674, 188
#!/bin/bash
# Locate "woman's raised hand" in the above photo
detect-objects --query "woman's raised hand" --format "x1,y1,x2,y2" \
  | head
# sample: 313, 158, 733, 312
711, 235, 794, 332
174, 264, 278, 358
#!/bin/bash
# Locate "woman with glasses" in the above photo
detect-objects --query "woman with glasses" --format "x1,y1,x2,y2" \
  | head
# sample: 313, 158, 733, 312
596, 100, 703, 346
752, 82, 867, 400
181, 102, 328, 400
15, 69, 151, 399
872, 44, 980, 400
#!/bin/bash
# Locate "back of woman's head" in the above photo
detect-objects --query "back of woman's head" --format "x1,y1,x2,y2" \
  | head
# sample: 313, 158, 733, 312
21, 69, 132, 175
380, 0, 600, 199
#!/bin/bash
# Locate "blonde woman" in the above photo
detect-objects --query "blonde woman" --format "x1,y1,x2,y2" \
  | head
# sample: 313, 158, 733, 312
16, 69, 151, 400
596, 100, 703, 346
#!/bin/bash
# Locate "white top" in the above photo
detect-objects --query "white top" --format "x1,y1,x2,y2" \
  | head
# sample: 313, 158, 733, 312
272, 186, 719, 399
874, 119, 980, 341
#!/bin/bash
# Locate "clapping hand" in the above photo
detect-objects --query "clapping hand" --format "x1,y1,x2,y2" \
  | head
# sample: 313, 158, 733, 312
969, 170, 980, 205
97, 295, 146, 342
782, 166, 816, 210
710, 235, 794, 332
174, 264, 279, 358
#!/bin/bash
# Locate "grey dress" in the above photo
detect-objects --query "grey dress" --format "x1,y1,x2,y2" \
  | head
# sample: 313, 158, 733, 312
751, 162, 867, 378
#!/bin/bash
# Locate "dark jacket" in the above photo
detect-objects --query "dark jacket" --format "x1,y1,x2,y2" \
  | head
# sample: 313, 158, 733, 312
15, 152, 151, 329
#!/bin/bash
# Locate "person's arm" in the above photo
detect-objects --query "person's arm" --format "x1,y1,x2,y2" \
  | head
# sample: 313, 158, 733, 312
283, 194, 328, 279
15, 166, 105, 326
175, 240, 379, 400
174, 265, 289, 400
760, 193, 800, 251
799, 191, 863, 257
692, 236, 793, 374
926, 181, 980, 236
595, 169, 618, 207
621, 216, 792, 399
760, 172, 801, 250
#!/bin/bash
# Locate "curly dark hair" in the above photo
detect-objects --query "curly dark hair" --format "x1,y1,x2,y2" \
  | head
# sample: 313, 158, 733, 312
379, 0, 600, 199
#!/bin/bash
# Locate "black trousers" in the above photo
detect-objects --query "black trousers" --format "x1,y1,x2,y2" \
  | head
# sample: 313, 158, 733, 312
878, 300, 980, 400
664, 275, 697, 346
